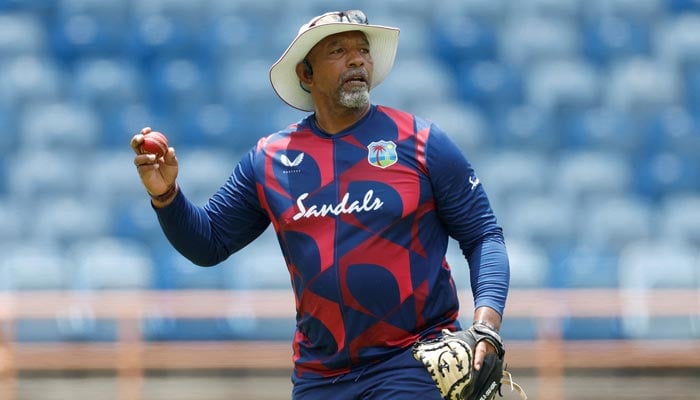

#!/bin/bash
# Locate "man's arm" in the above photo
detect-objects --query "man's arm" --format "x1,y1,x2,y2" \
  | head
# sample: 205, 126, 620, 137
154, 149, 271, 266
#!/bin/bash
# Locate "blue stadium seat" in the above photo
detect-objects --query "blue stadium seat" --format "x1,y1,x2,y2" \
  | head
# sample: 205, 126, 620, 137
455, 61, 525, 111
158, 250, 227, 290
0, 241, 100, 342
71, 57, 143, 113
491, 105, 558, 150
604, 58, 680, 112
69, 237, 154, 290
632, 151, 700, 200
83, 149, 147, 207
576, 195, 654, 251
175, 148, 242, 205
659, 193, 700, 247
0, 56, 62, 116
666, 0, 700, 14
618, 239, 700, 339
560, 106, 643, 152
49, 0, 132, 62
7, 150, 83, 202
0, 13, 45, 55
0, 241, 67, 290
17, 100, 100, 151
144, 56, 214, 116
499, 14, 579, 66
430, 15, 498, 66
500, 193, 577, 256
581, 15, 652, 67
525, 58, 600, 113
223, 228, 289, 290
0, 199, 28, 241
643, 105, 700, 155
505, 238, 550, 288
476, 149, 552, 214
30, 196, 112, 245
553, 150, 633, 206
553, 244, 619, 288
582, 0, 663, 19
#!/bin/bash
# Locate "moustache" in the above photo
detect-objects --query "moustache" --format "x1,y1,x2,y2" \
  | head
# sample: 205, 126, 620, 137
340, 68, 369, 84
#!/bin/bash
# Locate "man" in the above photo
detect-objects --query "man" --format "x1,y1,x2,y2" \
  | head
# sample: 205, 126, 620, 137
131, 10, 510, 400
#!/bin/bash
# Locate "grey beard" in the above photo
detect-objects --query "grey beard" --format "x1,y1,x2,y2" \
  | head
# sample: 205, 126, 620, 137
339, 87, 370, 108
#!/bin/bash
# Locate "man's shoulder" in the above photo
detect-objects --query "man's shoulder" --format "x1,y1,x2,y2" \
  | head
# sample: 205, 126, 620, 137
374, 104, 434, 133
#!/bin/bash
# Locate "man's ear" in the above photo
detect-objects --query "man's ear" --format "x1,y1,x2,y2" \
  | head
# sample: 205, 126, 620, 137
296, 61, 313, 84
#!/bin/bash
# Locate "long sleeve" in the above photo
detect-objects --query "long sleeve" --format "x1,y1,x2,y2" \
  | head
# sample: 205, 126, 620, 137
154, 149, 271, 267
425, 125, 510, 315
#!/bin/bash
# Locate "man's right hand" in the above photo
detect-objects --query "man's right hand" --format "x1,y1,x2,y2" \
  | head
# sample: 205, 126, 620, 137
130, 127, 179, 207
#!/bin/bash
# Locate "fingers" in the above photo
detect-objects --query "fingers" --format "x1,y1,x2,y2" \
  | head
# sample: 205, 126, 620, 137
130, 126, 153, 154
474, 340, 496, 371
134, 153, 157, 167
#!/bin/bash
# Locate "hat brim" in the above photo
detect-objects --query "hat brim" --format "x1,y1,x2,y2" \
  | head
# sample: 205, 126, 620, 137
270, 23, 400, 112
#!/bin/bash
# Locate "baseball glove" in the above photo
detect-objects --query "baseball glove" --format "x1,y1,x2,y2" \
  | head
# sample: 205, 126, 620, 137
412, 323, 527, 400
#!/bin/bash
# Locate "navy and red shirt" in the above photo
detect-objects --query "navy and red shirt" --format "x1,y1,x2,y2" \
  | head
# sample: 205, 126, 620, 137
155, 104, 510, 378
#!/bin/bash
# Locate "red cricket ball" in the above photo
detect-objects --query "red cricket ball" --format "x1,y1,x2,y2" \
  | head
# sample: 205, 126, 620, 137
140, 131, 169, 158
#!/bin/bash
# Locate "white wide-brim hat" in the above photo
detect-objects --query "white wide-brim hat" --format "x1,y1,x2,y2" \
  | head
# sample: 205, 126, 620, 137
270, 10, 400, 112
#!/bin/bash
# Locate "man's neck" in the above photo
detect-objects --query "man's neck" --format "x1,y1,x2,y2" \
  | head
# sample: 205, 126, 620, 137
313, 104, 370, 134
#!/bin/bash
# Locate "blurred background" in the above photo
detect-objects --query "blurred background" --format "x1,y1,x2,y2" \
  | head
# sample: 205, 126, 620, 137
0, 0, 699, 399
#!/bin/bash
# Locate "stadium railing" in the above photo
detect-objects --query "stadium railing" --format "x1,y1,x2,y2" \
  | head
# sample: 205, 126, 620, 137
0, 289, 697, 400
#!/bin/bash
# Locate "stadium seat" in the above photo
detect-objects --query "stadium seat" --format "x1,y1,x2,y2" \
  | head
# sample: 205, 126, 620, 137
553, 150, 633, 206
525, 58, 600, 112
632, 150, 700, 200
0, 241, 94, 342
560, 106, 643, 152
69, 237, 154, 290
0, 241, 67, 290
582, 0, 663, 19
0, 56, 62, 113
604, 58, 680, 112
553, 244, 619, 288
7, 150, 83, 201
492, 104, 559, 150
476, 149, 552, 214
454, 60, 525, 111
175, 147, 243, 205
499, 14, 579, 66
576, 195, 654, 251
644, 105, 700, 154
659, 193, 700, 247
223, 228, 289, 290
0, 13, 45, 55
71, 58, 143, 118
17, 100, 100, 151
501, 193, 577, 256
505, 238, 550, 288
581, 15, 652, 67
430, 14, 498, 66
30, 196, 112, 245
618, 239, 700, 339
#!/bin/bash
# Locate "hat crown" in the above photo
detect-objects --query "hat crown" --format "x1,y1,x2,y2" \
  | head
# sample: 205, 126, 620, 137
298, 10, 369, 34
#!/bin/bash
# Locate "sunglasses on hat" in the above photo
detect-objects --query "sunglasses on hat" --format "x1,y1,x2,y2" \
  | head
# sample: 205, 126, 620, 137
308, 10, 368, 28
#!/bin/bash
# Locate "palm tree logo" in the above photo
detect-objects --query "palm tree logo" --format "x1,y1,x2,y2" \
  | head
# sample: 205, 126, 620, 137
367, 140, 398, 168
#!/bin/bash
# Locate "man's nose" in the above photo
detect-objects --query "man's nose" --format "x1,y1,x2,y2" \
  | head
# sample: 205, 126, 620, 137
346, 49, 366, 67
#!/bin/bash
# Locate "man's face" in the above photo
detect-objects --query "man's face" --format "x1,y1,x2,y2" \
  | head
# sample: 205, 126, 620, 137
304, 31, 374, 109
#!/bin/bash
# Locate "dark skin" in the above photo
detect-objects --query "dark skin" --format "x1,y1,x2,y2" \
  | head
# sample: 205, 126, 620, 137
296, 30, 502, 370
296, 31, 373, 134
